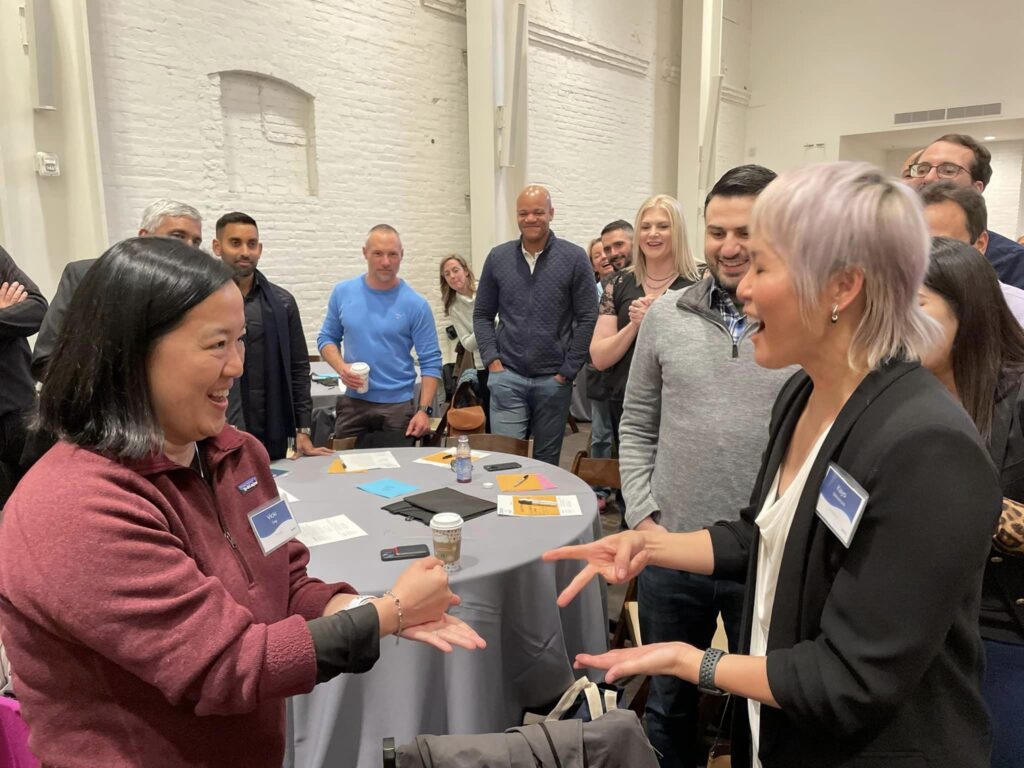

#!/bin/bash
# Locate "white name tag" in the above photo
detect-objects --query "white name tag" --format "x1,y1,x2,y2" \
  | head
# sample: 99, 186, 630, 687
247, 497, 300, 555
815, 463, 868, 548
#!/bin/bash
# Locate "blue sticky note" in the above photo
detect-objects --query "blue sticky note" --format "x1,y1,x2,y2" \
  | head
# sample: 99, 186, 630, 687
357, 478, 419, 499
270, 467, 290, 478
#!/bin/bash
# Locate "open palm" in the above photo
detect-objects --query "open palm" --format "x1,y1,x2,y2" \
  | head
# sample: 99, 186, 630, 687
575, 642, 700, 685
400, 613, 487, 652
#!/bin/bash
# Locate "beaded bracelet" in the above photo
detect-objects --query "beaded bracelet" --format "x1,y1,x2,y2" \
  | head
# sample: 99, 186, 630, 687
383, 590, 402, 644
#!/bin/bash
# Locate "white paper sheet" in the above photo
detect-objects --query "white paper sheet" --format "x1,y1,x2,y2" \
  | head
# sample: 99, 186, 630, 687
496, 495, 583, 517
297, 514, 368, 547
279, 488, 300, 503
338, 451, 401, 471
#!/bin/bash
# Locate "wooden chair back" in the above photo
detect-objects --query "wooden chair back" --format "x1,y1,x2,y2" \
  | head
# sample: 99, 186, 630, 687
450, 433, 533, 457
569, 450, 621, 490
330, 436, 357, 451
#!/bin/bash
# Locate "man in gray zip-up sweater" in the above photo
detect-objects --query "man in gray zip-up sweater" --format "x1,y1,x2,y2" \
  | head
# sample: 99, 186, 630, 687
619, 166, 790, 768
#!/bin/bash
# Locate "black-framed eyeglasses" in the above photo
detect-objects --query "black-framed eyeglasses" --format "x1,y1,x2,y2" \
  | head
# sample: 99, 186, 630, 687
908, 161, 971, 180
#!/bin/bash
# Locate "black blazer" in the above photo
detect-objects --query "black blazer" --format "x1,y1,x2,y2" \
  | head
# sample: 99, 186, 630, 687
707, 361, 1000, 768
31, 258, 95, 381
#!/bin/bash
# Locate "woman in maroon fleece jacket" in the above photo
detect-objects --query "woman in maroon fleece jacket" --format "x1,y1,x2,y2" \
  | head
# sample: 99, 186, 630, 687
0, 238, 483, 767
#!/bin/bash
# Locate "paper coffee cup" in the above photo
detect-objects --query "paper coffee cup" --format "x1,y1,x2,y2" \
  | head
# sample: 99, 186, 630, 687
349, 362, 370, 394
430, 512, 463, 571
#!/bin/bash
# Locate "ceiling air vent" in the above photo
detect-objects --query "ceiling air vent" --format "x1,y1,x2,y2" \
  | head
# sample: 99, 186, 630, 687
894, 102, 1001, 125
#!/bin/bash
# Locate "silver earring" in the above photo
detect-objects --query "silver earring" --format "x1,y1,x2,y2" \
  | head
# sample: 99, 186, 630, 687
830, 304, 839, 324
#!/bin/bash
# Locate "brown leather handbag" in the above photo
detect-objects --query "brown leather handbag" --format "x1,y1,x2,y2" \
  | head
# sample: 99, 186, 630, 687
445, 380, 486, 437
425, 380, 485, 446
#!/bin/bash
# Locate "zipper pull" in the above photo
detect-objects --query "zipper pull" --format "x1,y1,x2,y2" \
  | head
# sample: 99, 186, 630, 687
224, 530, 238, 549
732, 342, 738, 359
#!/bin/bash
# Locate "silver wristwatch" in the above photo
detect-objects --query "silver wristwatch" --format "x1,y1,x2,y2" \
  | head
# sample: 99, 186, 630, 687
343, 595, 376, 611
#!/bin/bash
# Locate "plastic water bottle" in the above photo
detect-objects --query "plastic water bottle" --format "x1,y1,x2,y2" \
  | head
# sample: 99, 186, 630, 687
455, 435, 472, 483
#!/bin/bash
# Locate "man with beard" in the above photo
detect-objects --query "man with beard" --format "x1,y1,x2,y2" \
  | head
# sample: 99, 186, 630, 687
601, 219, 634, 271
213, 212, 329, 460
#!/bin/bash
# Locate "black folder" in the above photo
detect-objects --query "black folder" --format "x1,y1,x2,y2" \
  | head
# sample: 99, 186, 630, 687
382, 487, 497, 525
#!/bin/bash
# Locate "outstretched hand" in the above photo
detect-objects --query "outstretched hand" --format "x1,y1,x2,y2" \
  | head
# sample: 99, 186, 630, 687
574, 642, 701, 685
401, 613, 488, 652
541, 530, 650, 607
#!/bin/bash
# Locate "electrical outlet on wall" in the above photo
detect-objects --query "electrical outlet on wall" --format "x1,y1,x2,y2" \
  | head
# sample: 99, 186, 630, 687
35, 152, 60, 177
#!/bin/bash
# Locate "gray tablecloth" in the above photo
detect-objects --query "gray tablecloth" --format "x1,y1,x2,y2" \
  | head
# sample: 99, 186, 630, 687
277, 447, 608, 768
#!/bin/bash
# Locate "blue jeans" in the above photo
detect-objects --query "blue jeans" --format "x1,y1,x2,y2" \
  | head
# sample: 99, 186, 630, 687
982, 638, 1024, 768
638, 566, 744, 768
589, 399, 614, 498
488, 368, 573, 466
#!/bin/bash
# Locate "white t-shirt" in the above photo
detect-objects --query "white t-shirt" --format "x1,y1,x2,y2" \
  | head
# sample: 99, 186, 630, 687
748, 423, 834, 768
521, 245, 540, 274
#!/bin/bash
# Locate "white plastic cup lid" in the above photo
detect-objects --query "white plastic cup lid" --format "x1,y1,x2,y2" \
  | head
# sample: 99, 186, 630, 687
430, 512, 463, 530
350, 362, 370, 374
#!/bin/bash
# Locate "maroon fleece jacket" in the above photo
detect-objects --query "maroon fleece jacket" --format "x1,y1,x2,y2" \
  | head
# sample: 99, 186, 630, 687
0, 428, 355, 767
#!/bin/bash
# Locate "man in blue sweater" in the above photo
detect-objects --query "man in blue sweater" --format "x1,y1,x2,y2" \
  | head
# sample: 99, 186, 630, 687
317, 224, 442, 440
473, 185, 598, 465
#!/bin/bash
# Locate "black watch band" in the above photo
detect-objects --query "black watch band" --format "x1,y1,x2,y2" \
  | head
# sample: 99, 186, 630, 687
697, 647, 727, 696
417, 404, 433, 416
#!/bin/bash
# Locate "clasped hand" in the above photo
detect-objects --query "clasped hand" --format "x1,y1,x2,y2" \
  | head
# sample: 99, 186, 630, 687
389, 557, 486, 652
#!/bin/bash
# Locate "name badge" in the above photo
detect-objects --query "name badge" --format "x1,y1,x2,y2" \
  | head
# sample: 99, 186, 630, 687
815, 463, 868, 548
247, 497, 300, 556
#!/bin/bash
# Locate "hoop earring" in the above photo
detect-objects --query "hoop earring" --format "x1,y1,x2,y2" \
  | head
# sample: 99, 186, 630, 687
830, 304, 840, 324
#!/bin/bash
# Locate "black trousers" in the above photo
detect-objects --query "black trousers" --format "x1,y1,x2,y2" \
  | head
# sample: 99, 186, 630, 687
0, 411, 29, 507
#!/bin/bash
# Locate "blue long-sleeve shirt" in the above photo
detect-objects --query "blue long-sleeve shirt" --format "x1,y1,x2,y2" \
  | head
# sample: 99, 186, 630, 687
473, 232, 598, 380
317, 276, 442, 403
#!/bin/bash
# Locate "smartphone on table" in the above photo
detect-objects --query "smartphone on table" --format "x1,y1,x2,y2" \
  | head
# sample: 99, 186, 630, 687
380, 544, 430, 562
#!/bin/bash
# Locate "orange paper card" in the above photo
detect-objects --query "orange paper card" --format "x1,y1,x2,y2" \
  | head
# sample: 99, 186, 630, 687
327, 458, 367, 474
497, 473, 555, 491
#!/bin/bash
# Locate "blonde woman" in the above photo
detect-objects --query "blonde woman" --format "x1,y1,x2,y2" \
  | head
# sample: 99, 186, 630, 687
589, 195, 699, 457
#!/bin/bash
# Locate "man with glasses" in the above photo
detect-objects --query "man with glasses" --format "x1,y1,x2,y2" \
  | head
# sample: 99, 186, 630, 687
906, 133, 1024, 288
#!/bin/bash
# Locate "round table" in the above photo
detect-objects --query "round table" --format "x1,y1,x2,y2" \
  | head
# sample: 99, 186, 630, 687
277, 447, 608, 768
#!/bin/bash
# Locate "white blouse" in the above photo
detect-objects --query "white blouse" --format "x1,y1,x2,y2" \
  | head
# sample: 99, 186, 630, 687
748, 423, 834, 768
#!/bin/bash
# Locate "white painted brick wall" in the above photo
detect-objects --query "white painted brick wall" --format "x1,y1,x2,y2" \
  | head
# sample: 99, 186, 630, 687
985, 141, 1024, 238
89, 0, 472, 357
88, 0, 673, 361
527, 0, 660, 247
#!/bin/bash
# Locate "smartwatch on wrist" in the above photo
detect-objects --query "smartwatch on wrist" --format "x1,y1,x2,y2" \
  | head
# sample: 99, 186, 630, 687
697, 647, 727, 696
417, 405, 433, 416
